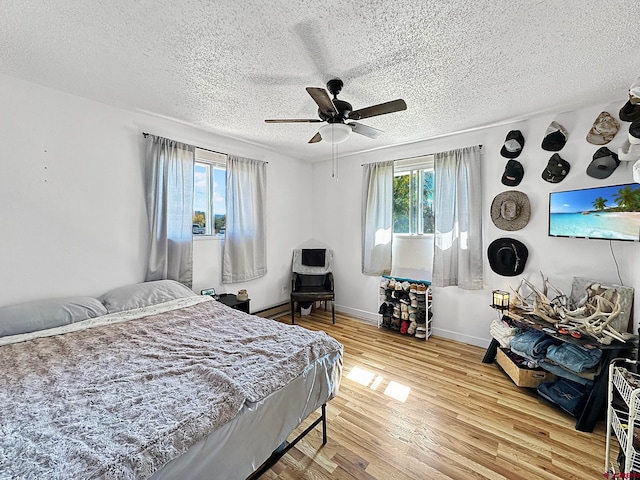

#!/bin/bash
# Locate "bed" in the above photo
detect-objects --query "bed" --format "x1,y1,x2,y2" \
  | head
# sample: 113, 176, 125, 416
0, 280, 343, 479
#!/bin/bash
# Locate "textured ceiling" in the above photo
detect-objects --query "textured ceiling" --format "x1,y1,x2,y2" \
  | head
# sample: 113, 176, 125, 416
2, 0, 640, 161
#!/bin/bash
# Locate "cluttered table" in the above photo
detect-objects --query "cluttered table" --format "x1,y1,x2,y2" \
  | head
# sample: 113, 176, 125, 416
482, 307, 635, 432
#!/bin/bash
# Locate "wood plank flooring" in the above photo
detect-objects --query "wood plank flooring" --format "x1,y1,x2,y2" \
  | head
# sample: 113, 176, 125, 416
258, 310, 615, 479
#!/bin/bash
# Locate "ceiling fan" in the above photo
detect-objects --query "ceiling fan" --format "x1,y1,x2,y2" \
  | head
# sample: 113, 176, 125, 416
265, 78, 407, 144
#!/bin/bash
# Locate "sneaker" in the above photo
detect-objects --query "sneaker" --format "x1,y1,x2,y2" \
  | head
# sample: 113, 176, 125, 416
417, 284, 427, 294
380, 278, 390, 288
402, 281, 411, 291
410, 283, 418, 293
408, 321, 417, 335
401, 311, 409, 320
400, 320, 409, 334
378, 303, 387, 314
415, 326, 427, 339
395, 281, 403, 291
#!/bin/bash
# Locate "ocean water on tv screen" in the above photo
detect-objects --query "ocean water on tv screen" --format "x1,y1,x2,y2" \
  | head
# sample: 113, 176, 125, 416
549, 212, 640, 240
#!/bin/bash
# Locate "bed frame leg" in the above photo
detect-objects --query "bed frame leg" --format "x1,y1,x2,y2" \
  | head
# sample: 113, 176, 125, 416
247, 404, 328, 479
321, 403, 327, 445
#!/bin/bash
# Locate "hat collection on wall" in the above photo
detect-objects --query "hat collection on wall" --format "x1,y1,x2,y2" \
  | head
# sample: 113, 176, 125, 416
489, 75, 640, 276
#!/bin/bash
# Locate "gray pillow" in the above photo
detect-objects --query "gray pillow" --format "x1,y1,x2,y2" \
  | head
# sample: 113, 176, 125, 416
99, 280, 196, 314
0, 297, 108, 337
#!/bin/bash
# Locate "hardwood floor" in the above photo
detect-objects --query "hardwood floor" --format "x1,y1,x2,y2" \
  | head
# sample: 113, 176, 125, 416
259, 310, 614, 480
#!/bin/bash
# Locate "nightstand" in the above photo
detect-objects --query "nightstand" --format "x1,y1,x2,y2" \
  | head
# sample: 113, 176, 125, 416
217, 293, 250, 314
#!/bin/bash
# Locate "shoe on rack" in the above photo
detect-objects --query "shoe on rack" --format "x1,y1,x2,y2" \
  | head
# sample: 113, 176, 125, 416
415, 326, 427, 339
408, 321, 417, 335
400, 320, 409, 334
410, 283, 418, 293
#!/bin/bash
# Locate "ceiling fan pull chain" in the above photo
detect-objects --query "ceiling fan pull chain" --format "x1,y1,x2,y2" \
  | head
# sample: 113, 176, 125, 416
332, 143, 339, 181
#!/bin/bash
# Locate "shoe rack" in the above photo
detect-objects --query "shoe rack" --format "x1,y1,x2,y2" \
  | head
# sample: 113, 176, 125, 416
378, 275, 432, 340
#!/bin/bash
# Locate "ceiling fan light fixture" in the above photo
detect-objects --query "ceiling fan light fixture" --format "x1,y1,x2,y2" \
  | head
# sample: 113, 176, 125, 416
319, 123, 351, 144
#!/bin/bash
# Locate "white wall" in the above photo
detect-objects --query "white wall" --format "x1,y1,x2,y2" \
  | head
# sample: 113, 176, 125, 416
312, 100, 640, 347
2, 73, 638, 342
0, 74, 312, 311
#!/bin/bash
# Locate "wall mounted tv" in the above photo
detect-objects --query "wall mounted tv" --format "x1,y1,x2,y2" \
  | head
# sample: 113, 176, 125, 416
549, 183, 640, 242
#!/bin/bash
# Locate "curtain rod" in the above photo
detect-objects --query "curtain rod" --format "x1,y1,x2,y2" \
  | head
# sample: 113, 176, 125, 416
360, 144, 483, 166
142, 132, 268, 162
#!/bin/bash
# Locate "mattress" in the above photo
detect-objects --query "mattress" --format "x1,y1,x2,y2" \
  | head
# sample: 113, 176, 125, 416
0, 296, 343, 479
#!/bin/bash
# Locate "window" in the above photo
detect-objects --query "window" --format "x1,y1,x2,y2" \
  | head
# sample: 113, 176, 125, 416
393, 155, 434, 234
193, 148, 226, 236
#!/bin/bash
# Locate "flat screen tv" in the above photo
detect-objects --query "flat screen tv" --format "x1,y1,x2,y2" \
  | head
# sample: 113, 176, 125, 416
549, 183, 640, 242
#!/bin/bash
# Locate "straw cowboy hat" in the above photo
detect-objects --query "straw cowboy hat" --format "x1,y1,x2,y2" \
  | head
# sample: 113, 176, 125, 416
490, 190, 531, 231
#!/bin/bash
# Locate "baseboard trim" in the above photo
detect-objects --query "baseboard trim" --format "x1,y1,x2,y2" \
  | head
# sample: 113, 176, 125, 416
334, 305, 378, 326
253, 302, 289, 319
431, 327, 491, 348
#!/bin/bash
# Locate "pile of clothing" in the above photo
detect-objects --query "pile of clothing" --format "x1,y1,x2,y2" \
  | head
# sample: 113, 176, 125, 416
493, 326, 603, 416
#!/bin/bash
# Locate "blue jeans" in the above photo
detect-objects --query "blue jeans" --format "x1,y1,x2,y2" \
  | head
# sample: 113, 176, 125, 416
509, 330, 559, 359
537, 378, 591, 415
545, 343, 602, 373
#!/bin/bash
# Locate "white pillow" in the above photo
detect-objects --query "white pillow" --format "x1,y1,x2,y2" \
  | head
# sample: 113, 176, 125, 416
99, 280, 196, 314
0, 297, 108, 337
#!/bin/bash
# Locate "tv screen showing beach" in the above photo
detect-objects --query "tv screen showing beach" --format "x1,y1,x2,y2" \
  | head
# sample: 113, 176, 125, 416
549, 183, 640, 241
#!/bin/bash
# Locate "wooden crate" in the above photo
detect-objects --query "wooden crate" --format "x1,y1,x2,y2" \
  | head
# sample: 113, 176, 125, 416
496, 348, 556, 388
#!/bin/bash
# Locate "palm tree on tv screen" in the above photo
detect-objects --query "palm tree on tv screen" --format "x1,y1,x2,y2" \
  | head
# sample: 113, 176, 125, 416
592, 197, 607, 211
613, 185, 640, 211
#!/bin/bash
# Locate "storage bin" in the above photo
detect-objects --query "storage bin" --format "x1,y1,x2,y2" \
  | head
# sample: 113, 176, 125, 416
496, 348, 556, 388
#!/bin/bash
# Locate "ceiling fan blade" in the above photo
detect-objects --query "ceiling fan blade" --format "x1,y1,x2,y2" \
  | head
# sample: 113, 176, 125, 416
306, 87, 338, 116
308, 132, 322, 143
348, 99, 407, 120
265, 118, 322, 123
348, 122, 383, 139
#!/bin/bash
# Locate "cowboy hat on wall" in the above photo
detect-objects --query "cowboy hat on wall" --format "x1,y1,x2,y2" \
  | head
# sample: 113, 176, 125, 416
490, 190, 531, 231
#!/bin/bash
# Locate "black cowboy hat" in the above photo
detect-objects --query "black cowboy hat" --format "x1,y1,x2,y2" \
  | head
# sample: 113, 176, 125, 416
487, 238, 528, 276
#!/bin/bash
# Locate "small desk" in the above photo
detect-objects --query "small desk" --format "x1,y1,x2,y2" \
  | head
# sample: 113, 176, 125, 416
217, 294, 250, 314
484, 308, 635, 432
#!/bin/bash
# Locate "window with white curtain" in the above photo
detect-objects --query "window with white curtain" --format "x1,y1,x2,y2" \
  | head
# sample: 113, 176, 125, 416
393, 155, 434, 235
193, 148, 227, 236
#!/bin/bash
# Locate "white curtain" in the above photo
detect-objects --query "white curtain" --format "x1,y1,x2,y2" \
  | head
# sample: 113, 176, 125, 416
362, 161, 394, 275
432, 146, 483, 289
144, 134, 195, 287
222, 155, 267, 283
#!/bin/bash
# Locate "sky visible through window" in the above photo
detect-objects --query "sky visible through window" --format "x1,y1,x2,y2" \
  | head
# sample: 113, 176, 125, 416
194, 164, 226, 213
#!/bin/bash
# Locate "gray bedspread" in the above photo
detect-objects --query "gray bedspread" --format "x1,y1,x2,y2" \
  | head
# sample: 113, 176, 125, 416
0, 299, 342, 479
